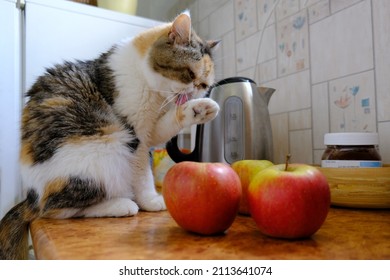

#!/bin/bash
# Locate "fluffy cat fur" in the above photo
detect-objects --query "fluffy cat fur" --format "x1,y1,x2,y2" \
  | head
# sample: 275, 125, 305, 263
0, 12, 220, 260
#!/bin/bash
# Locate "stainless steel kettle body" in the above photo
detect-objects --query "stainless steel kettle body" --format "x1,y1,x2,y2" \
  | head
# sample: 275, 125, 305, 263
166, 77, 275, 164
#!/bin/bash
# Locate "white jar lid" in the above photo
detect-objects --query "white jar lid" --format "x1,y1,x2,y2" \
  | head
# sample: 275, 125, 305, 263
324, 132, 379, 145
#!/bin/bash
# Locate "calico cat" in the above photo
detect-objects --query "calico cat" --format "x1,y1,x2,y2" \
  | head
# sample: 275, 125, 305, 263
0, 12, 220, 260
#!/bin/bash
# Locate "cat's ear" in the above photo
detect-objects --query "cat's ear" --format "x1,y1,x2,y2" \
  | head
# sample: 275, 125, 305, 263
169, 12, 191, 45
207, 40, 221, 50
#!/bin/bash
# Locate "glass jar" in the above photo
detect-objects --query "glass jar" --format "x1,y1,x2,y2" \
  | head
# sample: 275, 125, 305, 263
321, 133, 382, 168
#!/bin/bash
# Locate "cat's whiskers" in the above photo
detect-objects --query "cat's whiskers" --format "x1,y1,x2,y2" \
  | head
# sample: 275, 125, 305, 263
143, 86, 178, 112
174, 100, 182, 128
159, 92, 180, 112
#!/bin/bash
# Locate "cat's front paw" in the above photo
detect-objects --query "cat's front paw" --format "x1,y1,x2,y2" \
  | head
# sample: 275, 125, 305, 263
137, 193, 166, 212
80, 198, 139, 218
181, 98, 219, 127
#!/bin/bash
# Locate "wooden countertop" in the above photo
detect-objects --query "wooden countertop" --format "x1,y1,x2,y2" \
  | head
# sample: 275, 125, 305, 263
30, 207, 390, 260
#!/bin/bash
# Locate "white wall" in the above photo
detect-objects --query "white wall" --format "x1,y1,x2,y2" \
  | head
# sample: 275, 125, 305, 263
136, 0, 193, 22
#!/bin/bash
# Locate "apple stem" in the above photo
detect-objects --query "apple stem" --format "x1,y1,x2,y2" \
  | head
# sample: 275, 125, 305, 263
285, 154, 291, 171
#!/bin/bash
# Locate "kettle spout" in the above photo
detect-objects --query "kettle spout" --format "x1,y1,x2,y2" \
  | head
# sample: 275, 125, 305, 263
257, 87, 275, 105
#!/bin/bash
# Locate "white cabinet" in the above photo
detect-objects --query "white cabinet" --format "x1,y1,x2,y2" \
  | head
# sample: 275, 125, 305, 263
0, 0, 23, 218
0, 0, 161, 218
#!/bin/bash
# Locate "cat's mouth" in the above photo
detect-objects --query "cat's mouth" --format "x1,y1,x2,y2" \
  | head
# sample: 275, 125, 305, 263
175, 92, 193, 105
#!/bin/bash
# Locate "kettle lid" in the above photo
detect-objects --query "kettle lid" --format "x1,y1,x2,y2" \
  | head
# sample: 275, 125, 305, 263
206, 77, 257, 97
213, 77, 256, 87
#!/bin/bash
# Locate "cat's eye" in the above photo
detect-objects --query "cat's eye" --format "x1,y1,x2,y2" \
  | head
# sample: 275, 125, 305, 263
188, 70, 196, 79
200, 83, 208, 89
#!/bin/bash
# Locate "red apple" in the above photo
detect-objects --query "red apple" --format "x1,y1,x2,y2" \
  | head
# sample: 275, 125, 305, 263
162, 161, 242, 235
231, 160, 274, 215
248, 163, 330, 239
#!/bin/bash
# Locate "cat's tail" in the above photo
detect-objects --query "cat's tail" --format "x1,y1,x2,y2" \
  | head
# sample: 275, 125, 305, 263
0, 190, 40, 260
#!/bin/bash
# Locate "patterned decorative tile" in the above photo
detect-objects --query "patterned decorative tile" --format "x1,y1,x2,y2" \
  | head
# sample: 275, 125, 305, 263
257, 0, 277, 30
275, 0, 299, 21
235, 0, 258, 40
329, 71, 376, 132
276, 9, 309, 76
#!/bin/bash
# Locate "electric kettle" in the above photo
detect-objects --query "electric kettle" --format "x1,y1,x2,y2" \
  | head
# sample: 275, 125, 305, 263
166, 77, 275, 164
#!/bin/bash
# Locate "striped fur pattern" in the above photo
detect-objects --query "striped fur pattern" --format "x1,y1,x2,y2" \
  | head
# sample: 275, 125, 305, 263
0, 12, 220, 259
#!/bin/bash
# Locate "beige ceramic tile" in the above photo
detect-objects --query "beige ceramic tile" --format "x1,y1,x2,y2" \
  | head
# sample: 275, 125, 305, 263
313, 149, 325, 165
213, 47, 224, 82
257, 58, 277, 83
289, 129, 313, 164
289, 108, 312, 130
263, 70, 311, 114
235, 0, 258, 41
300, 0, 322, 7
330, 0, 362, 14
312, 82, 329, 149
198, 17, 209, 38
198, 0, 230, 21
237, 67, 256, 80
373, 0, 390, 121
329, 70, 376, 133
270, 113, 289, 164
307, 0, 329, 24
310, 0, 373, 83
221, 30, 236, 79
188, 2, 199, 23
378, 121, 390, 164
258, 24, 276, 63
236, 31, 261, 72
209, 0, 234, 38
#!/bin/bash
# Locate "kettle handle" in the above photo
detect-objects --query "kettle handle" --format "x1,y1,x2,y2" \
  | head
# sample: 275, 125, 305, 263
166, 124, 203, 163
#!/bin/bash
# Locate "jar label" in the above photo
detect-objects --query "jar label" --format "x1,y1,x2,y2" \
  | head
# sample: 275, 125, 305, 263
321, 160, 382, 168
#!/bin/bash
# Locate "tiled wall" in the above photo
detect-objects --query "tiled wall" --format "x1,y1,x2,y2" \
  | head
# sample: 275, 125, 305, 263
188, 0, 390, 164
